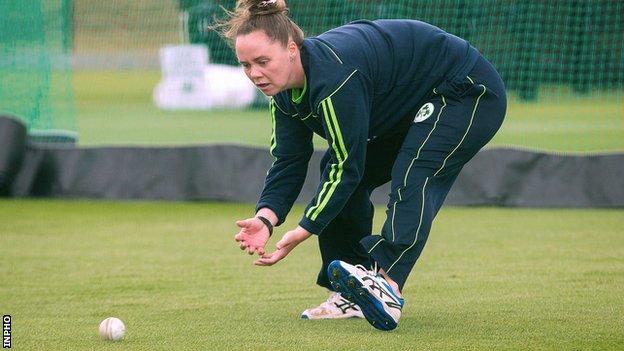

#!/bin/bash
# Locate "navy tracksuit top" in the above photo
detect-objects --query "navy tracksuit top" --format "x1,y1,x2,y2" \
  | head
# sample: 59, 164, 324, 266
256, 19, 481, 234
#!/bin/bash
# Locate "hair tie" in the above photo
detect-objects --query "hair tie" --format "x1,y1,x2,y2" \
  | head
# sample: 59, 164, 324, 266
258, 0, 277, 7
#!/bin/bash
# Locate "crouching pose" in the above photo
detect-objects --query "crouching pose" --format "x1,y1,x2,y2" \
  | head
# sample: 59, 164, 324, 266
224, 0, 507, 330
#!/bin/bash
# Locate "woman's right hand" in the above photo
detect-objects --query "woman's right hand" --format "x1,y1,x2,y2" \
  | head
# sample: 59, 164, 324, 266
234, 217, 271, 256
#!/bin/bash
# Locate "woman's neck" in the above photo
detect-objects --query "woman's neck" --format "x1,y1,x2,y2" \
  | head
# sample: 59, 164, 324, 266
290, 54, 306, 89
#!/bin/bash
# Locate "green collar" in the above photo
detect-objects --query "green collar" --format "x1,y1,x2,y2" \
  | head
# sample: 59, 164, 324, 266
291, 76, 307, 104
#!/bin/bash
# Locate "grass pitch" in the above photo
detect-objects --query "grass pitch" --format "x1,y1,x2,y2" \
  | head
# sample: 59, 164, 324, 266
1, 200, 622, 350
73, 70, 624, 152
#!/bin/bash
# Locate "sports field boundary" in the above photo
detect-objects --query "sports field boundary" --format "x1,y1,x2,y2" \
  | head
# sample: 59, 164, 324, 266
5, 141, 623, 207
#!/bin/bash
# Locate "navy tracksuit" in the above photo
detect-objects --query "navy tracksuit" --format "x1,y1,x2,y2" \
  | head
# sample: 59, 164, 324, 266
255, 20, 507, 290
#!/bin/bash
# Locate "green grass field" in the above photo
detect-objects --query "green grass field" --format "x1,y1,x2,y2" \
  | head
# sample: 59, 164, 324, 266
74, 70, 624, 152
4, 5, 623, 350
1, 200, 623, 350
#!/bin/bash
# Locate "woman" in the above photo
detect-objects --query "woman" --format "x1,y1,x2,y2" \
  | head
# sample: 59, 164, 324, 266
223, 0, 507, 330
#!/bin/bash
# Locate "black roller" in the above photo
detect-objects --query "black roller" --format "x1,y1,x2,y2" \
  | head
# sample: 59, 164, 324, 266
0, 115, 27, 196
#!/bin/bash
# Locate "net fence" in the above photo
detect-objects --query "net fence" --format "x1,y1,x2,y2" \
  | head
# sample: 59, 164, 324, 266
1, 0, 622, 151
0, 0, 76, 142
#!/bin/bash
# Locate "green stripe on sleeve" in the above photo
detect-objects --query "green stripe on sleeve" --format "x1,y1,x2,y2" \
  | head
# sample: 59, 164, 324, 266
326, 97, 348, 159
305, 100, 337, 218
306, 97, 348, 221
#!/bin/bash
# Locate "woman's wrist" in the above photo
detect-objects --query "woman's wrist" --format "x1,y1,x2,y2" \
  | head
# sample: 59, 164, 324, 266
256, 208, 278, 225
255, 215, 274, 237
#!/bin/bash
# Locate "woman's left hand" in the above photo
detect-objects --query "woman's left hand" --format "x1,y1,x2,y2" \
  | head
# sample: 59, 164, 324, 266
254, 226, 312, 266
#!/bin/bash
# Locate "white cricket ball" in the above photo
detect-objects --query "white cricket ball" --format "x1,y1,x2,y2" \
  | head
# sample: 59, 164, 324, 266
99, 317, 126, 341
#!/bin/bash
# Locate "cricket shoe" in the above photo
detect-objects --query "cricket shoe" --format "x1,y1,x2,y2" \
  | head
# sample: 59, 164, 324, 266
301, 291, 364, 319
327, 260, 404, 331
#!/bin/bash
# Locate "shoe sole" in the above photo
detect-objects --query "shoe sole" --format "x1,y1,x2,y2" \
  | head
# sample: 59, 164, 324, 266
300, 314, 363, 320
327, 261, 398, 331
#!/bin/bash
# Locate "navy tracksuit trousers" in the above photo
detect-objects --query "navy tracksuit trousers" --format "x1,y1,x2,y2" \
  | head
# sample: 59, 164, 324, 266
316, 56, 507, 290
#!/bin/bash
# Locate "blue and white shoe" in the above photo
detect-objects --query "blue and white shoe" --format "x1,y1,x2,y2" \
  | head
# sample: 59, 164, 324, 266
327, 260, 404, 331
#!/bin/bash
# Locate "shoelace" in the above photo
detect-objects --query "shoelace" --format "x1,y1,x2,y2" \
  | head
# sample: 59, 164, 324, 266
354, 264, 378, 277
353, 263, 403, 306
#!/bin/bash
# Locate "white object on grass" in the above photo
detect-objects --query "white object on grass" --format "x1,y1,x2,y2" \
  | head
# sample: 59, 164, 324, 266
153, 44, 257, 110
153, 44, 212, 110
99, 317, 126, 341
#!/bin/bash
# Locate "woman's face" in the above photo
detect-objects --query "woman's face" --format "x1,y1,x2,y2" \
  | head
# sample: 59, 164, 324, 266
236, 30, 297, 96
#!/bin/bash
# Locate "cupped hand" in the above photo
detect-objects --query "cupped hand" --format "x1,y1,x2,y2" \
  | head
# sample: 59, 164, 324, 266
254, 226, 312, 266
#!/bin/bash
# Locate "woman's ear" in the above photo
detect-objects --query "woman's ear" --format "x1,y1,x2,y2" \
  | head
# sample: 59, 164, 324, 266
287, 40, 299, 60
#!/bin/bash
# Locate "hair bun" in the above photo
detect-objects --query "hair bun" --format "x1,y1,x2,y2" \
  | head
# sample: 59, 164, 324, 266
247, 0, 287, 16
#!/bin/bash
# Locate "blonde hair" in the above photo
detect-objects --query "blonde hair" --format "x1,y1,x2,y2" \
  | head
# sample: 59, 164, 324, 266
213, 0, 304, 48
